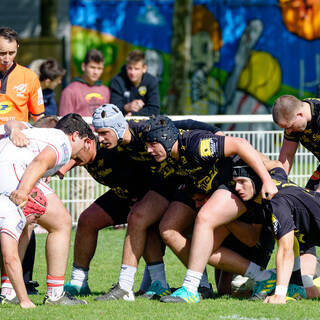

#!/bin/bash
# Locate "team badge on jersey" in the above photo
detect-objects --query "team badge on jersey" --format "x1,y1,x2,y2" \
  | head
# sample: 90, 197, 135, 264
13, 83, 27, 97
138, 86, 147, 96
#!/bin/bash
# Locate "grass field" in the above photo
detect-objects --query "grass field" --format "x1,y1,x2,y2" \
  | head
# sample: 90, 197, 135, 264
1, 228, 319, 319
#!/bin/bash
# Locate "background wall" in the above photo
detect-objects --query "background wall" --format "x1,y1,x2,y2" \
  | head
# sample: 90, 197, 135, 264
2, 0, 320, 128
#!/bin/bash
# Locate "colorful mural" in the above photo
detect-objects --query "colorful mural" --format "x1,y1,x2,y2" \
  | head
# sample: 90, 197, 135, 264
69, 0, 320, 126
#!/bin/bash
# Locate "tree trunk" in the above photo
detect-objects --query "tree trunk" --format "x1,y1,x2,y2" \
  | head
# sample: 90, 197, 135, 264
167, 0, 193, 115
40, 0, 57, 37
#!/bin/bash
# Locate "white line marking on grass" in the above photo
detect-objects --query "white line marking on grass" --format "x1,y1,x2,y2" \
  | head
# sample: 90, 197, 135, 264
220, 315, 280, 320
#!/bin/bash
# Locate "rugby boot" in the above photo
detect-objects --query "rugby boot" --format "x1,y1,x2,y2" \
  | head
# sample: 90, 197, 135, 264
94, 283, 134, 301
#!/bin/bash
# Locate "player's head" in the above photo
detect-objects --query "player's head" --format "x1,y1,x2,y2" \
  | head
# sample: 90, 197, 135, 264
272, 95, 307, 133
81, 49, 105, 85
56, 113, 96, 162
92, 104, 127, 149
33, 115, 59, 128
142, 115, 179, 161
0, 27, 19, 72
39, 59, 65, 90
126, 49, 147, 86
56, 113, 95, 140
232, 165, 262, 201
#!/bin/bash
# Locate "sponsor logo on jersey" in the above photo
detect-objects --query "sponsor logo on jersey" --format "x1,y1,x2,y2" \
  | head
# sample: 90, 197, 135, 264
200, 138, 212, 157
13, 83, 27, 97
0, 101, 13, 114
271, 213, 280, 235
85, 92, 104, 102
16, 219, 25, 232
138, 86, 147, 96
61, 142, 69, 163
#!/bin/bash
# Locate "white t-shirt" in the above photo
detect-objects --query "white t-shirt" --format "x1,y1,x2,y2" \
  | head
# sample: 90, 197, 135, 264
0, 127, 72, 178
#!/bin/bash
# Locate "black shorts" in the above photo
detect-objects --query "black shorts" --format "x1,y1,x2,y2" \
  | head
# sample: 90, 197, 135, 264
150, 175, 184, 202
299, 245, 317, 256
94, 189, 132, 225
222, 234, 272, 268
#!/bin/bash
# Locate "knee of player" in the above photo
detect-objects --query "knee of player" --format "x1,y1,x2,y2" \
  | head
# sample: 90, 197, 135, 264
196, 209, 214, 227
127, 207, 149, 228
159, 223, 176, 244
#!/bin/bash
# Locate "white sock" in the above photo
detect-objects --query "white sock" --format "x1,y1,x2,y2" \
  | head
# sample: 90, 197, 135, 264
148, 262, 169, 289
1, 274, 16, 300
199, 268, 210, 288
46, 275, 64, 300
183, 269, 202, 294
139, 264, 152, 292
70, 264, 89, 287
119, 264, 136, 292
244, 262, 271, 281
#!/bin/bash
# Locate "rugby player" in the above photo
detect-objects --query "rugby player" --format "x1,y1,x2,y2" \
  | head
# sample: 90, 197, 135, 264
273, 95, 320, 297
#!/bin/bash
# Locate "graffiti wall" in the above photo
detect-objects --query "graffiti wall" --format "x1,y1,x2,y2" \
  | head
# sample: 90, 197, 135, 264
70, 0, 320, 128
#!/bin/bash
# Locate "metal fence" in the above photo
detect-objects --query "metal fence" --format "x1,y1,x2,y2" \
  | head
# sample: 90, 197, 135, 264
49, 129, 317, 225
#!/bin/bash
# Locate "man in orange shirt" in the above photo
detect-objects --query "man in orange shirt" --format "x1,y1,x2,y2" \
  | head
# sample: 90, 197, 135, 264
0, 27, 44, 124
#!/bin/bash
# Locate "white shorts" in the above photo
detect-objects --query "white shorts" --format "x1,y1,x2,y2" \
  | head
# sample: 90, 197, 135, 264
0, 161, 54, 196
0, 195, 26, 241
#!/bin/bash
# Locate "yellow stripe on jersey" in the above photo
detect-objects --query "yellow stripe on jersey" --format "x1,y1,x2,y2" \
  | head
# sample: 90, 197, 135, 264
293, 235, 300, 258
200, 139, 212, 157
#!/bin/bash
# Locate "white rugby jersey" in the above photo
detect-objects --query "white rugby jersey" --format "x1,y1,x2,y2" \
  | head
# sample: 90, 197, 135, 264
0, 127, 72, 177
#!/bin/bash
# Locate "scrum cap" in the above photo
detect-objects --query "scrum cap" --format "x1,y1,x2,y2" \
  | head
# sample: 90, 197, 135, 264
232, 164, 262, 199
92, 104, 127, 140
142, 115, 179, 156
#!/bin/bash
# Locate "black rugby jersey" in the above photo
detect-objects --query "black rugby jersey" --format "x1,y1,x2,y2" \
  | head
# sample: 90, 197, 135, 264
165, 130, 233, 194
117, 119, 222, 180
262, 167, 320, 247
85, 144, 150, 199
284, 98, 320, 160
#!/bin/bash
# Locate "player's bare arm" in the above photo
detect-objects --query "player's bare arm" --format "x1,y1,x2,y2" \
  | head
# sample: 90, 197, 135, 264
10, 147, 57, 206
279, 139, 299, 175
264, 231, 295, 304
1, 233, 36, 308
224, 136, 277, 200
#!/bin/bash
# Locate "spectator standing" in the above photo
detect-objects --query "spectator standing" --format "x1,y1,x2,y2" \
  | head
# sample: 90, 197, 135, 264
110, 49, 160, 116
39, 59, 65, 116
0, 27, 44, 124
59, 49, 110, 116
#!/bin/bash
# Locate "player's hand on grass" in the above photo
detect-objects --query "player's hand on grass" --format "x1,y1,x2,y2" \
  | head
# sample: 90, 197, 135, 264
263, 294, 286, 304
306, 285, 319, 298
20, 300, 36, 309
